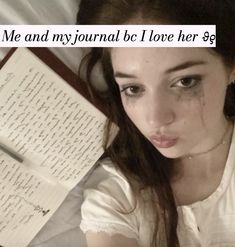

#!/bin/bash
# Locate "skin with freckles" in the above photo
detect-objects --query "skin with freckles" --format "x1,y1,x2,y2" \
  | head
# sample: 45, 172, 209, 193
111, 47, 233, 160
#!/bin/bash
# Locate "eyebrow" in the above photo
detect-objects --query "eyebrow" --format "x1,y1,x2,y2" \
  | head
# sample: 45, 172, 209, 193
165, 60, 207, 74
114, 72, 137, 79
114, 60, 207, 79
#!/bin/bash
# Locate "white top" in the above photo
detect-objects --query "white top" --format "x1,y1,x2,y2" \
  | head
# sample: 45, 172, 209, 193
80, 125, 235, 247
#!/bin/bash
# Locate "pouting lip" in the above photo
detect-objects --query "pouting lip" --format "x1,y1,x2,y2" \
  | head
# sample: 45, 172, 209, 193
150, 135, 178, 148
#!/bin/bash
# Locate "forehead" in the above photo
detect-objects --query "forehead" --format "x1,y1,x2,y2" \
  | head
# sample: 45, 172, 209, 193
110, 48, 216, 74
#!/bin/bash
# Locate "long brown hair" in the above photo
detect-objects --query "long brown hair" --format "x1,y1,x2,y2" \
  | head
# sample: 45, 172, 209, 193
77, 1, 235, 246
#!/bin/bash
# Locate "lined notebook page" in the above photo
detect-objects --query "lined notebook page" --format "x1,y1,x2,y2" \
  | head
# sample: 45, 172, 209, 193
0, 152, 68, 247
0, 48, 106, 189
0, 48, 107, 247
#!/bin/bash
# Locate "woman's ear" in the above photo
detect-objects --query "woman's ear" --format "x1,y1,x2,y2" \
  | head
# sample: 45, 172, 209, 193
228, 64, 235, 85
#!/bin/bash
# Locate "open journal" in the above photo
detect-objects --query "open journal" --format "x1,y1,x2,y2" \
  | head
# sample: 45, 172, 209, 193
0, 48, 107, 247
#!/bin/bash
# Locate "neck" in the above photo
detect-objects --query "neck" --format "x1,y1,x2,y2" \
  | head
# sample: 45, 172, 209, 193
172, 120, 233, 180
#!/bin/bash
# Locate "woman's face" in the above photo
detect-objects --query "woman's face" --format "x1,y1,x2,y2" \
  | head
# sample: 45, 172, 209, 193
111, 48, 235, 159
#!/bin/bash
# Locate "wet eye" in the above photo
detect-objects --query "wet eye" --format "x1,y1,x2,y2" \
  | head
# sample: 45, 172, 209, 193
120, 85, 143, 97
172, 75, 202, 89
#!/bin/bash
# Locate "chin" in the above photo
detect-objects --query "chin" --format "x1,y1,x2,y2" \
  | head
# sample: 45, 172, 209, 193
156, 148, 185, 159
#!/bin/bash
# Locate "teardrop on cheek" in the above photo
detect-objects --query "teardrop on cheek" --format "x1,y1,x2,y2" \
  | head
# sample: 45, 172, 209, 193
197, 92, 207, 127
175, 82, 204, 102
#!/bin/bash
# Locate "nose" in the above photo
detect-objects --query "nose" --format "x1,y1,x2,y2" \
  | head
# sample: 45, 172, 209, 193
145, 91, 175, 128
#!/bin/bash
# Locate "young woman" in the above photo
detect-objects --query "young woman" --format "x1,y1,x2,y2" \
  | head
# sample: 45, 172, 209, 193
77, 0, 235, 246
